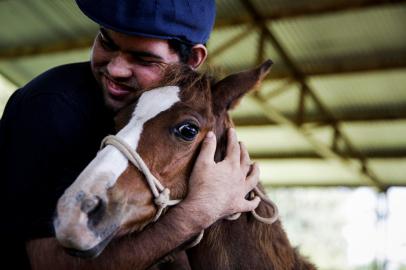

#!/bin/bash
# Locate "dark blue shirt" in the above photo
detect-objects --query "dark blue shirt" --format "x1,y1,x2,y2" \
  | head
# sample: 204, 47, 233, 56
0, 62, 115, 268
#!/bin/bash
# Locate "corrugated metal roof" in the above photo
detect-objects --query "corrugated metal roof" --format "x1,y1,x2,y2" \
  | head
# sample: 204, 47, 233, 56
269, 5, 406, 62
0, 0, 95, 49
0, 0, 405, 188
310, 70, 406, 114
259, 159, 362, 186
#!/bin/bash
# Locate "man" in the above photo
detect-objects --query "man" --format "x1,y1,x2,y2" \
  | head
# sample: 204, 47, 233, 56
0, 0, 260, 269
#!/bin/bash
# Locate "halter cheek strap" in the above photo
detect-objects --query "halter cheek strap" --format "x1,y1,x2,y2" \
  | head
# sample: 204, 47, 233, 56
100, 135, 181, 222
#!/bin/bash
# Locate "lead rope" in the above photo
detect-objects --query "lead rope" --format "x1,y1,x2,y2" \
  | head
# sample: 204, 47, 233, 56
100, 135, 279, 248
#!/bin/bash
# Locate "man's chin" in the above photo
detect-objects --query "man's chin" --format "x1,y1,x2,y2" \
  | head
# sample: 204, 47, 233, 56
102, 91, 128, 112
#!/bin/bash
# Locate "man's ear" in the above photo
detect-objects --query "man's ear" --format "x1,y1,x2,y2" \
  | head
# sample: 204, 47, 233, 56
187, 44, 208, 69
212, 59, 273, 115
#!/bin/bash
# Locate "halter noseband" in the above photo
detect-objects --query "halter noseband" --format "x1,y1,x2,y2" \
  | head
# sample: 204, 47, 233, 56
101, 135, 181, 222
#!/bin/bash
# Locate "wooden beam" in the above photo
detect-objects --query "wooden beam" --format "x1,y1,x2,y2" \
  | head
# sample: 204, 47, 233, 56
208, 24, 255, 61
262, 182, 404, 189
251, 94, 387, 190
290, 52, 406, 78
3, 48, 405, 78
241, 0, 386, 190
220, 51, 406, 79
262, 182, 372, 188
296, 86, 307, 126
250, 149, 406, 159
256, 28, 266, 65
216, 0, 406, 28
232, 108, 406, 126
0, 38, 94, 60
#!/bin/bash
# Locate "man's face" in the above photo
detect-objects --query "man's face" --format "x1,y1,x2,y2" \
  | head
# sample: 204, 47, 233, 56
91, 28, 181, 112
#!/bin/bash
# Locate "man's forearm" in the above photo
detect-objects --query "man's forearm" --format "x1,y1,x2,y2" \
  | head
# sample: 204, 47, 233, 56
27, 202, 206, 270
103, 200, 208, 270
27, 129, 259, 269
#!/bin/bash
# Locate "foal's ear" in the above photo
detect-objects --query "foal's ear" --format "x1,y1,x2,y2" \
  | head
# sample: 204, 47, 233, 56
212, 59, 273, 114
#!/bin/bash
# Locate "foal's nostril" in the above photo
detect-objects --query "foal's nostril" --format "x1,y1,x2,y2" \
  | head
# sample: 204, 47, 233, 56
81, 196, 106, 228
81, 197, 100, 214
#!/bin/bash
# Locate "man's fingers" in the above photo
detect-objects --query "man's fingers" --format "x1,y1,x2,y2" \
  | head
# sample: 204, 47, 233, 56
245, 162, 260, 192
240, 196, 261, 213
239, 141, 251, 171
196, 131, 217, 164
226, 128, 240, 163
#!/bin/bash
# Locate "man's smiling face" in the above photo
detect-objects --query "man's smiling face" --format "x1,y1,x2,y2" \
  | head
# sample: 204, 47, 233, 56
90, 28, 181, 112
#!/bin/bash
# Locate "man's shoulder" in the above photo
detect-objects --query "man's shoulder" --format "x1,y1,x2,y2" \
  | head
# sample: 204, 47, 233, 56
3, 61, 104, 124
23, 61, 94, 95
11, 61, 102, 112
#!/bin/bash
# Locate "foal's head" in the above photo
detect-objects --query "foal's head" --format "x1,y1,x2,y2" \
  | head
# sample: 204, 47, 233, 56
54, 60, 272, 257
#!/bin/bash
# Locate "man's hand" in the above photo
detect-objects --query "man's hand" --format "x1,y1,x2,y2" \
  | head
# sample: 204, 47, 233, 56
183, 128, 261, 228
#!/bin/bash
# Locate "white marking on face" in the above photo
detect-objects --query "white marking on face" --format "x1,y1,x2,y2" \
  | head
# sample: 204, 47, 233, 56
61, 86, 180, 199
55, 86, 180, 249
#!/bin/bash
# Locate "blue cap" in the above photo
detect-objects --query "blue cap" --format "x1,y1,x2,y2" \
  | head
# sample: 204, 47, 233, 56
76, 0, 216, 45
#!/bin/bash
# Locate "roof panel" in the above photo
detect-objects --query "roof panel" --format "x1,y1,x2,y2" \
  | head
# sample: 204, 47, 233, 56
340, 120, 406, 151
209, 27, 260, 71
216, 0, 249, 21
236, 126, 315, 154
0, 0, 97, 49
258, 159, 362, 186
310, 70, 406, 115
369, 158, 406, 185
270, 5, 406, 63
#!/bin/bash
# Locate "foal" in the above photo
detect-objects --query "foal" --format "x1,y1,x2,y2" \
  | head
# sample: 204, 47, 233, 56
28, 60, 316, 269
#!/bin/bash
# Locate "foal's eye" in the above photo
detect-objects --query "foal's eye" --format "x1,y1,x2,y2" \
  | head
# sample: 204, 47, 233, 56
174, 122, 200, 141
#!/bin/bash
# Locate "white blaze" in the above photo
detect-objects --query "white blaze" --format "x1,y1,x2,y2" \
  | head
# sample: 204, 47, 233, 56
55, 86, 180, 250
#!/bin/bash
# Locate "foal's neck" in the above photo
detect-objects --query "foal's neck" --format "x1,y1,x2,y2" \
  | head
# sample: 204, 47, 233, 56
186, 192, 316, 270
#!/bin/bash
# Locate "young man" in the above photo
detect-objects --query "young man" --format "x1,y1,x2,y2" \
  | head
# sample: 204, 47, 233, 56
0, 1, 260, 269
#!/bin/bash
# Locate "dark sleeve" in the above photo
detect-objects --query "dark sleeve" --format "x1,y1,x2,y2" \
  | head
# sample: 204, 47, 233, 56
0, 90, 93, 268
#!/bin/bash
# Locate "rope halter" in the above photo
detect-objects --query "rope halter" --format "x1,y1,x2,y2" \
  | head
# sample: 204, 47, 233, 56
100, 135, 181, 222
100, 134, 279, 248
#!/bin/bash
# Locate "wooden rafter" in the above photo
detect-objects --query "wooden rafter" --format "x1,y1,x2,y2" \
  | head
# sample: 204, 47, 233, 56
263, 182, 406, 188
250, 149, 406, 159
214, 51, 406, 79
241, 0, 387, 191
216, 0, 406, 28
207, 24, 256, 62
251, 93, 387, 190
0, 38, 94, 60
233, 109, 406, 126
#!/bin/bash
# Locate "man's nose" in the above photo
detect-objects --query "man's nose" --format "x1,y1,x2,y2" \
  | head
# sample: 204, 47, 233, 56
107, 53, 133, 79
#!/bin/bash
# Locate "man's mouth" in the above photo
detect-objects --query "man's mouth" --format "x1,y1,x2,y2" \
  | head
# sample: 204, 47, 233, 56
104, 75, 134, 99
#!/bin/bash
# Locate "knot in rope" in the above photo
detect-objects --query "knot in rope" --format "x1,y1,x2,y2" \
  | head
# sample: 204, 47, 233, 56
154, 188, 171, 208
